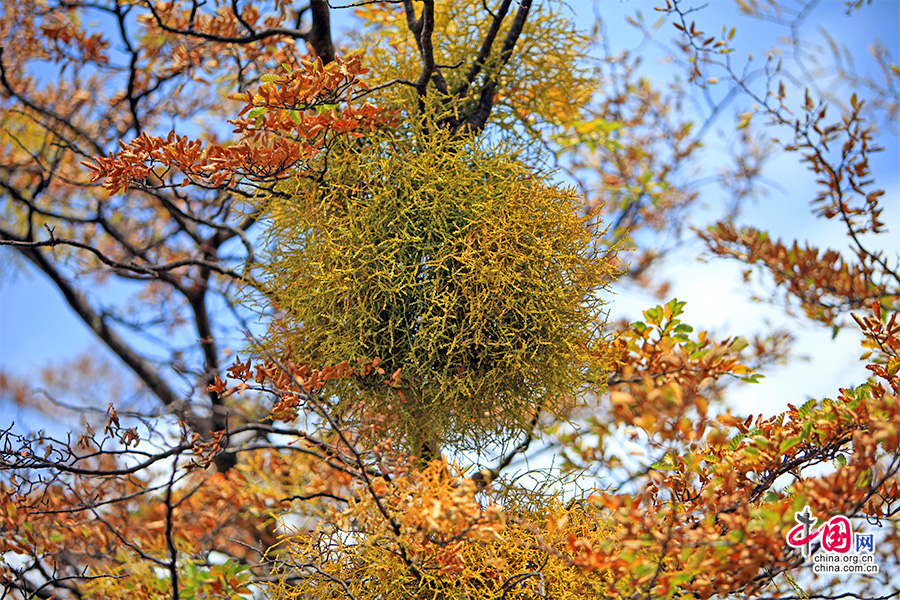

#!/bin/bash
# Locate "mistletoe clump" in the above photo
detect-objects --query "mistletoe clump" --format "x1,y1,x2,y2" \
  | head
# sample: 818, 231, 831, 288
259, 125, 614, 453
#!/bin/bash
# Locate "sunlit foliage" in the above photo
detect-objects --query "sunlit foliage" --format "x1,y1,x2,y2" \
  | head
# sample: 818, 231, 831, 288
1, 1, 898, 599
258, 121, 614, 454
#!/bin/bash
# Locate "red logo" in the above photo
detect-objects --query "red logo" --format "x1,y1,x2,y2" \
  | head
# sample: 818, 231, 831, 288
787, 507, 853, 555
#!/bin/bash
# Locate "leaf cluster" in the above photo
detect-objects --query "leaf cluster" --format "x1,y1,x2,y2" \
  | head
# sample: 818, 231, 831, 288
352, 0, 596, 140
257, 123, 615, 454
265, 460, 614, 600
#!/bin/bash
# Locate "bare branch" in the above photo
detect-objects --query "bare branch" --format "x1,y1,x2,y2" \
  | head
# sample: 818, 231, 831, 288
308, 0, 335, 64
463, 0, 532, 131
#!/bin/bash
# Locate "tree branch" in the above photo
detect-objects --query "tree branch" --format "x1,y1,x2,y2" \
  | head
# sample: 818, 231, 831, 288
403, 0, 448, 95
0, 47, 104, 157
0, 228, 187, 414
414, 1, 437, 95
0, 231, 242, 281
463, 0, 532, 132
308, 0, 335, 64
141, 0, 309, 44
456, 0, 512, 99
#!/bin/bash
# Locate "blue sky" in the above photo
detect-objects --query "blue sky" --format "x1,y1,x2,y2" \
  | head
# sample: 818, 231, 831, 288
1, 0, 898, 429
588, 0, 900, 417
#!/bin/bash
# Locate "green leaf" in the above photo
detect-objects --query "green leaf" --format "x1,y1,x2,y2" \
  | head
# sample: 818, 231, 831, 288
665, 297, 686, 316
801, 418, 814, 440
632, 560, 657, 578
887, 359, 900, 377
730, 337, 749, 352
780, 437, 800, 453
651, 452, 678, 471
728, 529, 747, 542
800, 398, 818, 416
